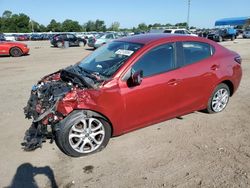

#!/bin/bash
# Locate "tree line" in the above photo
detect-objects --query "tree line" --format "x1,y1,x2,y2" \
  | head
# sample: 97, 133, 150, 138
0, 10, 190, 33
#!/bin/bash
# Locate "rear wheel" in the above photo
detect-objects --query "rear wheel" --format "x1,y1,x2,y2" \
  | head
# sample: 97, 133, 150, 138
206, 83, 230, 113
55, 111, 111, 157
10, 47, 23, 57
218, 36, 223, 42
79, 41, 84, 47
231, 35, 235, 41
56, 41, 63, 48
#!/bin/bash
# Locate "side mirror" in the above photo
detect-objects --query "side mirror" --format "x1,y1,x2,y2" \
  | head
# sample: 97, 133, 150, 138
128, 70, 143, 87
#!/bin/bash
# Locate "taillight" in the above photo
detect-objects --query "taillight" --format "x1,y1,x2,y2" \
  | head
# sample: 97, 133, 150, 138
234, 56, 242, 64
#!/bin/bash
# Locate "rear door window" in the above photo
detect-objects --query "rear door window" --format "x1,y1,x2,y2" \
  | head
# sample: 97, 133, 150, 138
174, 30, 185, 34
179, 41, 214, 67
105, 34, 114, 39
132, 43, 175, 77
164, 30, 172, 33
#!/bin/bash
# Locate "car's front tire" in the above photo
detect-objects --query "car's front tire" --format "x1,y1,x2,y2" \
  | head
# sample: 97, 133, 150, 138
10, 47, 23, 57
55, 111, 111, 157
206, 83, 230, 114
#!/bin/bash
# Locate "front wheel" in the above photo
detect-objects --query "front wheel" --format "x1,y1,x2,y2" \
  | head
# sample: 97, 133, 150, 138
55, 111, 111, 157
206, 83, 230, 114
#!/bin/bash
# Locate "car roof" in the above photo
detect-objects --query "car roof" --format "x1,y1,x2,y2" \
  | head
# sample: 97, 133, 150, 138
117, 33, 199, 45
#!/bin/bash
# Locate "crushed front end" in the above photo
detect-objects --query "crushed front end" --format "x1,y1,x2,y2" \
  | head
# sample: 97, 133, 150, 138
22, 71, 72, 150
22, 66, 100, 151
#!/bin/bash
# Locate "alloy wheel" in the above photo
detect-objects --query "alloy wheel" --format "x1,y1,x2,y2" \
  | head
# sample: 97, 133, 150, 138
211, 88, 229, 112
68, 118, 105, 154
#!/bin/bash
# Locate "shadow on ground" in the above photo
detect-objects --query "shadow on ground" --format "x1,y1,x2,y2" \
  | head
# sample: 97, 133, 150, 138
7, 163, 58, 188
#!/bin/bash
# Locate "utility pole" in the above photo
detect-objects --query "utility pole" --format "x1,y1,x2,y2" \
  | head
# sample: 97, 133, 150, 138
187, 0, 191, 29
31, 19, 34, 33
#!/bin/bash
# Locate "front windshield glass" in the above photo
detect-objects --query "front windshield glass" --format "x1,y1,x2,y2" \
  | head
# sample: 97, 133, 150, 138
78, 41, 143, 78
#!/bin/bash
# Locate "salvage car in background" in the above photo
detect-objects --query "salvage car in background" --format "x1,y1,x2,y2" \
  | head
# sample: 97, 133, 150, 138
243, 29, 250, 38
0, 41, 29, 57
23, 34, 242, 157
207, 28, 237, 42
16, 35, 29, 41
50, 33, 87, 48
88, 33, 119, 49
0, 34, 6, 41
4, 34, 16, 41
163, 29, 198, 36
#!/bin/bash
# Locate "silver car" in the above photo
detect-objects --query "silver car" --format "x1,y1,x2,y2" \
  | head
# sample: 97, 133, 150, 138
243, 29, 250, 38
88, 33, 118, 49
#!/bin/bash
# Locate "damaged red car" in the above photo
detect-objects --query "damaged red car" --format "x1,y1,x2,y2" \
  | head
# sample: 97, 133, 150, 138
23, 34, 242, 157
0, 41, 29, 57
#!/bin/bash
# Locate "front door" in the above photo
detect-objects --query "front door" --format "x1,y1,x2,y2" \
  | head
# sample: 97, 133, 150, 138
120, 43, 184, 132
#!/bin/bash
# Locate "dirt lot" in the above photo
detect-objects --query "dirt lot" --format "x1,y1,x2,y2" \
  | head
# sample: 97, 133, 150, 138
0, 39, 250, 188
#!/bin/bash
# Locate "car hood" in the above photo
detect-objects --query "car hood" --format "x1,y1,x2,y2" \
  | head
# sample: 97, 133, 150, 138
24, 65, 105, 122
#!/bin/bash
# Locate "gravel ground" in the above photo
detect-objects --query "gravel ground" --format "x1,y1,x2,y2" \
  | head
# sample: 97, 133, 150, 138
0, 39, 249, 188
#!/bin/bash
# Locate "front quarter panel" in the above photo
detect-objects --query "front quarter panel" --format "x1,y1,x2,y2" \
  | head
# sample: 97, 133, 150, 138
57, 79, 125, 136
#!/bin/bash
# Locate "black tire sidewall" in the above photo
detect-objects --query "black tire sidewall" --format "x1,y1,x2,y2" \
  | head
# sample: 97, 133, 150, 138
57, 41, 63, 48
10, 47, 22, 57
206, 83, 230, 114
55, 112, 111, 157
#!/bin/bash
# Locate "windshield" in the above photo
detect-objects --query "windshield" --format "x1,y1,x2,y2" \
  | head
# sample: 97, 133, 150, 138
78, 41, 143, 78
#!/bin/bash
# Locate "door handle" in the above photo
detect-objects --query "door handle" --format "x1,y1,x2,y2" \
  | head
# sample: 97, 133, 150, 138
211, 64, 220, 71
167, 79, 182, 86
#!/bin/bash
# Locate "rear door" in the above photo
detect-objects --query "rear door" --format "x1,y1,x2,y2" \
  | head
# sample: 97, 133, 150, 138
174, 41, 217, 112
67, 34, 78, 46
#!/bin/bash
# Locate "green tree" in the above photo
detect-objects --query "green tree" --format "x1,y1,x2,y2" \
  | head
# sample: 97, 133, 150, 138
84, 20, 96, 32
15, 13, 30, 32
0, 12, 30, 32
109, 22, 120, 31
47, 19, 61, 32
2, 10, 12, 18
62, 19, 82, 32
175, 22, 187, 28
137, 23, 148, 31
95, 19, 106, 32
29, 21, 47, 32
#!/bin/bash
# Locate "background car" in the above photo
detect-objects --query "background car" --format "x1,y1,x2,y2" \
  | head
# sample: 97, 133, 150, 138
4, 34, 16, 41
243, 29, 250, 38
0, 41, 29, 57
30, 34, 43, 40
23, 34, 242, 157
88, 32, 119, 49
16, 35, 29, 41
207, 28, 237, 42
0, 33, 6, 41
163, 29, 198, 36
50, 33, 87, 48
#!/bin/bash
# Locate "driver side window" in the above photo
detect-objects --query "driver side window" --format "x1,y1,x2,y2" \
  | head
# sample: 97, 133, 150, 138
132, 43, 175, 77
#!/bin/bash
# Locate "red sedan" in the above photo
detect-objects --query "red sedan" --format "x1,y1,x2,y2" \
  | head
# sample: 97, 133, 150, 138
0, 41, 29, 57
23, 34, 242, 157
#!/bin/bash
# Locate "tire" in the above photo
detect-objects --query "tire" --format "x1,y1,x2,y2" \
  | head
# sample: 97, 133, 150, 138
231, 35, 235, 41
56, 41, 63, 48
10, 47, 23, 57
79, 41, 84, 47
205, 83, 230, 114
218, 36, 223, 42
55, 111, 111, 157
